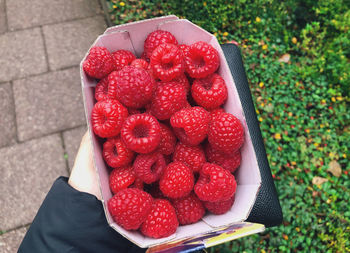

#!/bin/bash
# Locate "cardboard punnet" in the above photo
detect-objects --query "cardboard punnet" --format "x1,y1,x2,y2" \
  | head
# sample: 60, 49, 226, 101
80, 15, 263, 250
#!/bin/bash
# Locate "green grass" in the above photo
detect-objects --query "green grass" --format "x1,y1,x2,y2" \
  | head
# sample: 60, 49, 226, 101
106, 0, 350, 251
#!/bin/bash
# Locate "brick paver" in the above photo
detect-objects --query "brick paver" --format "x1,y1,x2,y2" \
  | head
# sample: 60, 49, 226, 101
0, 0, 6, 34
6, 0, 100, 30
0, 28, 47, 83
0, 83, 16, 148
0, 227, 27, 253
0, 134, 67, 231
63, 125, 87, 171
13, 67, 86, 141
43, 16, 106, 70
0, 0, 105, 246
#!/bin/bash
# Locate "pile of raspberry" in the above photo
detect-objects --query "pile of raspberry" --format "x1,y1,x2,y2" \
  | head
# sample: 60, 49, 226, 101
84, 30, 245, 239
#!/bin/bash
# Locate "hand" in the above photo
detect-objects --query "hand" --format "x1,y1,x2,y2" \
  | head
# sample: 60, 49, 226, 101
68, 131, 102, 200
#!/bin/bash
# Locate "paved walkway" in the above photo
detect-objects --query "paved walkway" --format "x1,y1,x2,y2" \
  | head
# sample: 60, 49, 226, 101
0, 1, 107, 251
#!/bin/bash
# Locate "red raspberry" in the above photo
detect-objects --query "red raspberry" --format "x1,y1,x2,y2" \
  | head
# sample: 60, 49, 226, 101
173, 142, 206, 173
95, 77, 109, 101
109, 166, 136, 194
205, 143, 241, 173
111, 50, 136, 71
108, 66, 156, 108
171, 193, 205, 225
150, 82, 187, 120
157, 123, 176, 155
159, 162, 194, 199
130, 177, 144, 190
150, 43, 184, 81
194, 163, 237, 202
204, 196, 235, 215
140, 199, 178, 238
144, 30, 178, 59
121, 114, 160, 153
130, 58, 149, 70
108, 188, 152, 230
170, 107, 210, 146
191, 74, 228, 110
103, 137, 134, 168
208, 112, 244, 154
91, 99, 128, 138
133, 152, 166, 184
184, 41, 220, 78
178, 44, 189, 56
83, 46, 115, 79
209, 108, 226, 120
159, 74, 190, 93
140, 51, 150, 62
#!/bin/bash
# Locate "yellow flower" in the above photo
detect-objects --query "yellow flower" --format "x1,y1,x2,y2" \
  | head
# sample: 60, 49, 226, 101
119, 1, 125, 6
305, 129, 310, 133
223, 32, 228, 37
113, 4, 117, 8
261, 250, 266, 253
331, 97, 336, 102
203, 2, 207, 6
262, 44, 268, 50
274, 133, 281, 140
248, 20, 251, 24
260, 103, 265, 107
259, 82, 264, 87
343, 154, 347, 158
292, 37, 297, 44
329, 152, 335, 158
336, 96, 343, 101
288, 112, 293, 117
259, 117, 263, 122
291, 161, 296, 165
320, 124, 324, 128
295, 227, 300, 232
326, 199, 331, 204
321, 99, 326, 104
256, 109, 260, 114
256, 17, 261, 22
314, 143, 319, 147
283, 234, 289, 240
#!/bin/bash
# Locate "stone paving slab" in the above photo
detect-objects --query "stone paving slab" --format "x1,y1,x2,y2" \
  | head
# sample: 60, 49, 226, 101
0, 83, 16, 148
13, 67, 86, 142
63, 125, 87, 171
0, 227, 27, 253
0, 134, 67, 231
0, 28, 47, 83
6, 0, 100, 31
43, 16, 106, 70
0, 0, 6, 34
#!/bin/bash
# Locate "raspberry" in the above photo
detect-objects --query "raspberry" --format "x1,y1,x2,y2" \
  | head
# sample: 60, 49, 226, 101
171, 193, 205, 225
130, 58, 149, 70
159, 162, 194, 199
130, 177, 144, 190
111, 50, 136, 71
108, 188, 152, 230
83, 46, 115, 79
150, 43, 185, 81
173, 142, 206, 173
94, 77, 109, 101
159, 74, 190, 93
133, 152, 166, 184
121, 114, 160, 153
204, 196, 235, 215
109, 166, 136, 194
91, 99, 128, 138
191, 74, 228, 109
157, 123, 177, 155
144, 30, 178, 59
184, 41, 220, 78
194, 163, 237, 202
103, 137, 134, 168
140, 199, 178, 238
209, 108, 226, 120
108, 66, 156, 108
150, 82, 187, 120
178, 44, 189, 56
170, 107, 210, 146
208, 112, 244, 154
205, 143, 241, 173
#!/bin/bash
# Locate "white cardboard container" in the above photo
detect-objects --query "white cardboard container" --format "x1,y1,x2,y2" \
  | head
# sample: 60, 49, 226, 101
80, 15, 262, 250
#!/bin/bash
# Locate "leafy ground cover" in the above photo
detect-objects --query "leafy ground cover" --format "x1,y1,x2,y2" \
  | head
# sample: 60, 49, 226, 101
106, 0, 349, 251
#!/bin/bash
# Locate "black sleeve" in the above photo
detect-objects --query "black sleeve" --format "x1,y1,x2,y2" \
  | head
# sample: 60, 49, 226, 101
18, 177, 145, 253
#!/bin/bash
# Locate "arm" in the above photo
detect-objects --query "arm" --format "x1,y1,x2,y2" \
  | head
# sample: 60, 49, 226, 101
18, 132, 145, 253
